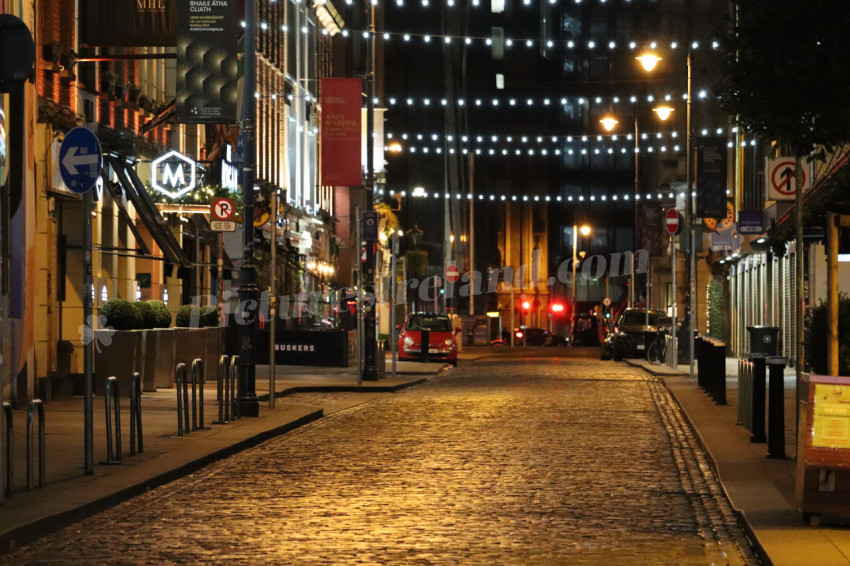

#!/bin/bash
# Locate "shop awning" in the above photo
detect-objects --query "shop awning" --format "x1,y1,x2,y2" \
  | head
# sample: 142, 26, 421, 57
100, 169, 152, 257
106, 155, 192, 267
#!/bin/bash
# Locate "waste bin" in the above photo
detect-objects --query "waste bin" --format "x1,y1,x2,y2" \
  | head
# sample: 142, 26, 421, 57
747, 326, 780, 356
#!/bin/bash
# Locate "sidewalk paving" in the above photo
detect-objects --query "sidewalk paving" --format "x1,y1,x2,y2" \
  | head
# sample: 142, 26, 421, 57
0, 359, 441, 554
629, 357, 850, 566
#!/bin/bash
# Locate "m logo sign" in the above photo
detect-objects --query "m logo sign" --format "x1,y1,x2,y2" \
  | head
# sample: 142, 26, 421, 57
151, 150, 198, 199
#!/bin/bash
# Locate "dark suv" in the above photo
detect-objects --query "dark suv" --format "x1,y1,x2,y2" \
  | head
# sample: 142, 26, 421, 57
601, 309, 666, 360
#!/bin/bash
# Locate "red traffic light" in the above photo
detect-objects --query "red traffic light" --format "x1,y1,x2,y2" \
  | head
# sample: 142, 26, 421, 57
522, 300, 531, 311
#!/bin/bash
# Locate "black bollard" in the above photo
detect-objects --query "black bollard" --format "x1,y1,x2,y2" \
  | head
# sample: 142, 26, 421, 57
766, 356, 788, 459
712, 340, 727, 405
749, 353, 767, 443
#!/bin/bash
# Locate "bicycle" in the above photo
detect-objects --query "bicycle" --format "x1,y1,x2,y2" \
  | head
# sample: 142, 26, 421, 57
646, 330, 667, 364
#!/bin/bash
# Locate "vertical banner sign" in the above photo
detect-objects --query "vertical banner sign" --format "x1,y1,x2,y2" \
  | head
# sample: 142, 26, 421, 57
320, 78, 362, 186
696, 136, 728, 218
175, 0, 239, 124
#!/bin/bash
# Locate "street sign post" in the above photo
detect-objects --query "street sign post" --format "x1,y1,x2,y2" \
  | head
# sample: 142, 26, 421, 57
210, 196, 236, 231
766, 157, 810, 201
665, 209, 683, 236
59, 127, 102, 194
59, 127, 102, 476
445, 263, 460, 284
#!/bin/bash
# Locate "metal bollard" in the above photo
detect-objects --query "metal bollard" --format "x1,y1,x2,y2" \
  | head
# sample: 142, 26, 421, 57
130, 372, 143, 455
191, 358, 210, 431
712, 340, 727, 405
176, 363, 190, 436
750, 353, 767, 443
3, 401, 12, 497
767, 356, 788, 459
103, 376, 122, 464
26, 399, 45, 490
214, 355, 230, 424
230, 356, 240, 420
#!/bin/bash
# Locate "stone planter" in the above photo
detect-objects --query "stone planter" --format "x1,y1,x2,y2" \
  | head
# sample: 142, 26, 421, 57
203, 327, 224, 384
153, 328, 176, 389
174, 328, 207, 385
94, 329, 143, 397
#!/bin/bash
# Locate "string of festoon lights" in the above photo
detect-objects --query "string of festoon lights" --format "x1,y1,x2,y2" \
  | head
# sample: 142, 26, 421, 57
385, 128, 742, 155
335, 29, 719, 55
381, 91, 710, 107
252, 90, 712, 107
376, 187, 696, 202
244, 19, 722, 54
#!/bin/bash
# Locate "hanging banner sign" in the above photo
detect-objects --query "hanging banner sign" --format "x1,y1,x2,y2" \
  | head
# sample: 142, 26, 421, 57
175, 0, 240, 124
320, 78, 362, 186
696, 136, 728, 219
79, 0, 177, 47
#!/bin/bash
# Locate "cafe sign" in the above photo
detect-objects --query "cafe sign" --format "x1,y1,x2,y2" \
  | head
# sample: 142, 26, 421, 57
151, 150, 198, 199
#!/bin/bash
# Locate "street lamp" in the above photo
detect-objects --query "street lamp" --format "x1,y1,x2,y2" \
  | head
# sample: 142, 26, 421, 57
632, 47, 695, 376
599, 103, 672, 309
571, 224, 591, 337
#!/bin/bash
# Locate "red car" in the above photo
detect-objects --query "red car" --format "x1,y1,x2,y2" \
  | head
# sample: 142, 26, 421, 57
397, 313, 459, 366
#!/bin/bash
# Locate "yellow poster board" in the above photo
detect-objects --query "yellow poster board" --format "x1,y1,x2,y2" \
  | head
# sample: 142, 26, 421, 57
812, 383, 850, 449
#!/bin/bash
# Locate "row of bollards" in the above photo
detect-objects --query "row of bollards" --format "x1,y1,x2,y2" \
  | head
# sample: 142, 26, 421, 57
103, 373, 144, 465
736, 353, 787, 459
696, 336, 727, 405
214, 355, 240, 425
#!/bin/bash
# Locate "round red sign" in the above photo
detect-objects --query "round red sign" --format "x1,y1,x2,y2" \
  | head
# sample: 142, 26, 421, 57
665, 209, 683, 236
446, 264, 460, 284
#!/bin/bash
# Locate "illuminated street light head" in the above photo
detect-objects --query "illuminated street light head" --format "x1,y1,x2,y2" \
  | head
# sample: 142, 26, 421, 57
653, 105, 675, 121
580, 225, 591, 236
599, 116, 619, 132
636, 52, 662, 72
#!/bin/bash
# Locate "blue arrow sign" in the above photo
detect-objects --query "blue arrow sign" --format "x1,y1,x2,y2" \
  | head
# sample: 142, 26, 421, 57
59, 127, 102, 194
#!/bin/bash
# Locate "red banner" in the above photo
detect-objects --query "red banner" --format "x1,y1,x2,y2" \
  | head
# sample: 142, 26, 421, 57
321, 78, 362, 186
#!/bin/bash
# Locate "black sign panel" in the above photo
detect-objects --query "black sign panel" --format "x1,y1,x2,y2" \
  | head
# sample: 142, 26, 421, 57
362, 211, 379, 241
696, 136, 728, 219
80, 0, 176, 47
175, 0, 240, 124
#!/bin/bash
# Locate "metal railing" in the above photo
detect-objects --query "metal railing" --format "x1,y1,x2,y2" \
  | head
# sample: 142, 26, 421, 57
103, 376, 122, 465
214, 355, 231, 424
176, 362, 190, 436
26, 399, 45, 490
231, 356, 240, 420
3, 401, 12, 497
191, 359, 210, 431
130, 372, 143, 456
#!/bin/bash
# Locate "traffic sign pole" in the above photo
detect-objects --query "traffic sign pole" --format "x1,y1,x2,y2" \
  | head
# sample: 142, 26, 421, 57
83, 189, 94, 475
59, 128, 102, 476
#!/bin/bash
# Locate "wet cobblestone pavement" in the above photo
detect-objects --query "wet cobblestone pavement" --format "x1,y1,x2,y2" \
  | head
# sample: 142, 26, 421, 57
7, 356, 757, 565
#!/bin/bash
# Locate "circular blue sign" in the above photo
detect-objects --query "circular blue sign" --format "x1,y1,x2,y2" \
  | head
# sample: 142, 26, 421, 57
59, 127, 102, 194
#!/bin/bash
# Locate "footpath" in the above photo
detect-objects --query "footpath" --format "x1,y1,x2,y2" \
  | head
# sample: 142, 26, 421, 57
629, 357, 850, 566
0, 359, 441, 554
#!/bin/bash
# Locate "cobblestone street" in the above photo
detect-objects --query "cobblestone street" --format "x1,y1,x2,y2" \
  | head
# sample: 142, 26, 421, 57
7, 355, 757, 565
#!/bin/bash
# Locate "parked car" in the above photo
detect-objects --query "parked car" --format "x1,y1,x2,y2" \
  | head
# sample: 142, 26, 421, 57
600, 309, 667, 361
397, 313, 459, 366
513, 327, 567, 346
